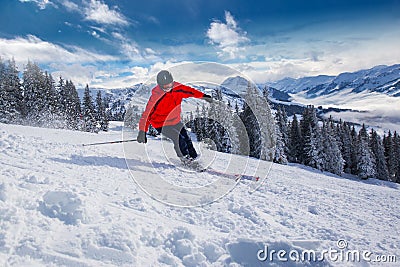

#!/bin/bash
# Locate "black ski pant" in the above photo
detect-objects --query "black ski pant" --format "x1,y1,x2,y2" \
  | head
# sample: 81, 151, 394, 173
156, 122, 197, 159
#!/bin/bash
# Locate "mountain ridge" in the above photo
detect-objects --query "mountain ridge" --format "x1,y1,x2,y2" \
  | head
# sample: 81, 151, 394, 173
266, 64, 400, 98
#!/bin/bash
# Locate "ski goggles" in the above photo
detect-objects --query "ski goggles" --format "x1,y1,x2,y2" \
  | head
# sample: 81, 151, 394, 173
161, 82, 174, 91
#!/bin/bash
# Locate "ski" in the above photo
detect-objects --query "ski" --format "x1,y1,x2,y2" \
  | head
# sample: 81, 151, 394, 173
169, 158, 259, 182
171, 158, 207, 172
204, 168, 260, 182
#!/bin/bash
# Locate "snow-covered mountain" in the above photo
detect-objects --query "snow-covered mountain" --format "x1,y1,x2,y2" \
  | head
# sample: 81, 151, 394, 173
266, 75, 335, 94
265, 64, 400, 133
220, 76, 250, 95
1, 122, 399, 266
267, 64, 400, 97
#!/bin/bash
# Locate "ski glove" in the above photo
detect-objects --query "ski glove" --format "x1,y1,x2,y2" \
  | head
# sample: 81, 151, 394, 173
202, 94, 213, 103
137, 130, 147, 143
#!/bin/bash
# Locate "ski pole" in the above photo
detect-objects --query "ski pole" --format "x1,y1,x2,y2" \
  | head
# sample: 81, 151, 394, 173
82, 139, 137, 146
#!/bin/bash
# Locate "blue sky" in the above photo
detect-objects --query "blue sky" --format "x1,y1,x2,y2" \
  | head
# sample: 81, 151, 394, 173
0, 0, 400, 88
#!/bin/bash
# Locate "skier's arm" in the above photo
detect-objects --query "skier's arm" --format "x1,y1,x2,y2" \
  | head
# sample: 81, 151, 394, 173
138, 93, 159, 132
174, 83, 205, 99
175, 84, 214, 103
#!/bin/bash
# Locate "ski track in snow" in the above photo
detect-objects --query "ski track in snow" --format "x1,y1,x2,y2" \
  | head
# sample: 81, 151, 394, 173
0, 122, 399, 266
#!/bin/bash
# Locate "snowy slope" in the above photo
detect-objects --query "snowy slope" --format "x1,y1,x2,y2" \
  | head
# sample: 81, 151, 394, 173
1, 122, 399, 266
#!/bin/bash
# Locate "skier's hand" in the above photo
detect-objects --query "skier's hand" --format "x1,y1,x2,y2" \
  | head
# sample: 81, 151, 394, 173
202, 94, 213, 103
137, 131, 147, 143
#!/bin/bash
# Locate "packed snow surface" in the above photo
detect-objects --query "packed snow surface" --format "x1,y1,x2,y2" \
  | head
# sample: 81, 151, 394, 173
0, 122, 399, 266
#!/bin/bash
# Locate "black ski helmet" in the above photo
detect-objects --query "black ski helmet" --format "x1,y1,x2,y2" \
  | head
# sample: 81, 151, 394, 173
156, 70, 173, 86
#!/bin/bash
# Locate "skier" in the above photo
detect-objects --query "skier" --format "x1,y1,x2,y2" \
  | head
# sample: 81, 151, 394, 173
137, 70, 213, 164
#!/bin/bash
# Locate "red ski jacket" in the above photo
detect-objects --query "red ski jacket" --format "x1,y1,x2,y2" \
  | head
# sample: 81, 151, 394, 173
138, 82, 205, 132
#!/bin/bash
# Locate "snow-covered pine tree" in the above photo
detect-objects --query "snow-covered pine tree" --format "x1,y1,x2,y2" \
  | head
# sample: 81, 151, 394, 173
41, 72, 60, 128
356, 129, 376, 179
192, 106, 201, 140
305, 124, 324, 171
9, 58, 23, 122
82, 84, 98, 133
274, 119, 288, 164
22, 61, 47, 126
369, 129, 389, 181
205, 97, 219, 150
350, 126, 359, 175
57, 78, 81, 129
202, 104, 210, 140
358, 124, 369, 142
383, 131, 397, 182
192, 104, 209, 142
0, 58, 23, 123
240, 100, 261, 158
275, 107, 289, 158
124, 103, 141, 131
288, 114, 302, 163
57, 78, 70, 129
338, 121, 354, 174
392, 132, 400, 183
234, 101, 240, 115
186, 111, 194, 130
0, 58, 5, 122
300, 105, 319, 166
263, 86, 269, 98
321, 121, 344, 175
206, 92, 239, 154
95, 91, 109, 131
232, 101, 249, 156
67, 80, 82, 130
103, 95, 112, 129
241, 82, 275, 161
206, 104, 222, 151
57, 76, 66, 120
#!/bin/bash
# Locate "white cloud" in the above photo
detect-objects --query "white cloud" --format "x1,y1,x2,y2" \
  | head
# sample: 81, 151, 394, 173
146, 16, 160, 25
49, 63, 98, 86
145, 48, 157, 55
89, 26, 107, 34
59, 0, 129, 27
223, 19, 400, 83
0, 35, 116, 65
0, 34, 159, 89
0, 35, 126, 88
84, 0, 129, 26
60, 0, 80, 12
111, 32, 142, 60
19, 0, 54, 9
206, 11, 249, 59
110, 32, 161, 62
239, 16, 400, 82
50, 63, 153, 89
90, 30, 100, 38
90, 66, 151, 89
